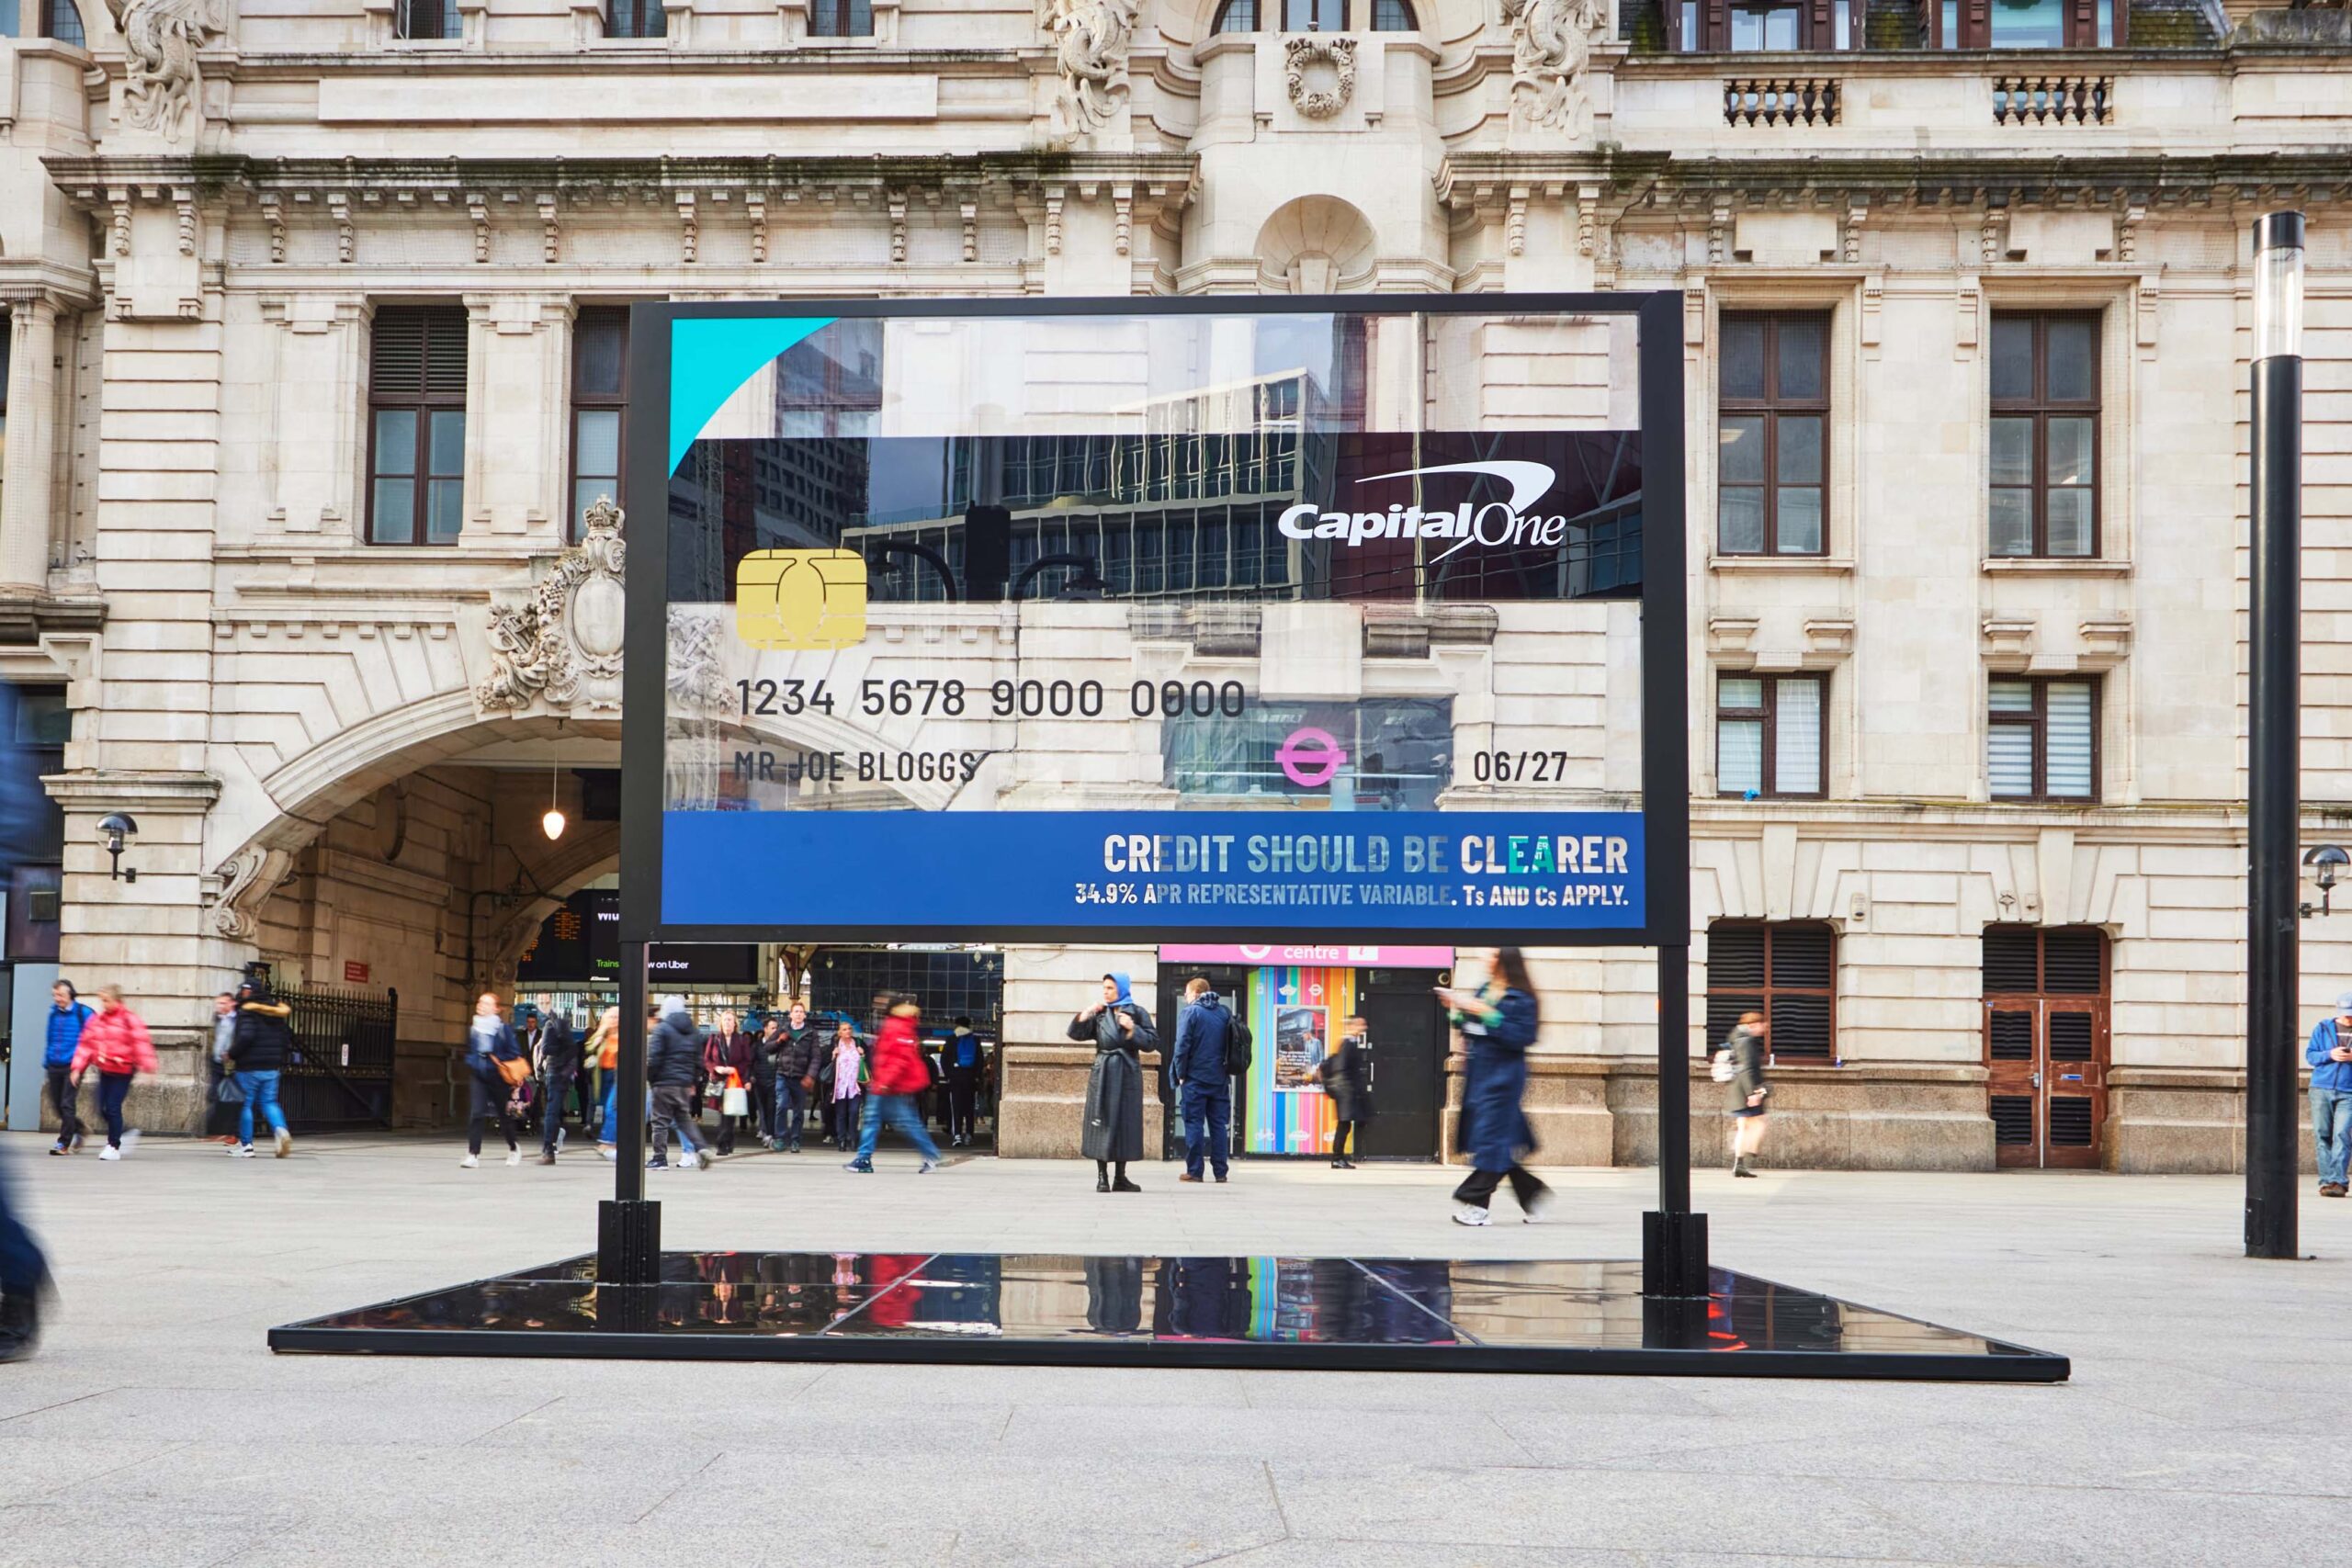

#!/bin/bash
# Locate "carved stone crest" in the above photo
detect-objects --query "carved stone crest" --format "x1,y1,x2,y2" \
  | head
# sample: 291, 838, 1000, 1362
1500, 0, 1603, 135
209, 843, 293, 941
1284, 36, 1358, 120
1043, 0, 1139, 142
475, 497, 628, 715
104, 0, 227, 144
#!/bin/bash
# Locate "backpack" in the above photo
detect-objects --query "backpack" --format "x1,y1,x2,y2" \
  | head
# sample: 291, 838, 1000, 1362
1227, 1017, 1253, 1076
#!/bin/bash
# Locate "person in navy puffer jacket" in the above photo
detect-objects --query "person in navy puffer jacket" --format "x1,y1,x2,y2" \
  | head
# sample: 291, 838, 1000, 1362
42, 981, 92, 1156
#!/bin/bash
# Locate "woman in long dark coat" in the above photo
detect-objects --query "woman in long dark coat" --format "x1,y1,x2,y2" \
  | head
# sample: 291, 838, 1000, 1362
1069, 972, 1156, 1192
1318, 1028, 1374, 1170
1440, 947, 1551, 1225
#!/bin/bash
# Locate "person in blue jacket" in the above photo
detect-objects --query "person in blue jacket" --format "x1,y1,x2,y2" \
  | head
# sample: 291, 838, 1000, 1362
2308, 993, 2352, 1197
42, 980, 92, 1156
1439, 948, 1551, 1226
1170, 977, 1234, 1185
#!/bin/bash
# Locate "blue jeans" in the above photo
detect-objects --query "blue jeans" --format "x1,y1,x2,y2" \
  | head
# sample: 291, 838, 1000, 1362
855, 1092, 941, 1164
600, 1075, 618, 1143
1180, 1079, 1230, 1179
2313, 1086, 2352, 1188
96, 1072, 134, 1149
774, 1077, 808, 1144
235, 1069, 288, 1146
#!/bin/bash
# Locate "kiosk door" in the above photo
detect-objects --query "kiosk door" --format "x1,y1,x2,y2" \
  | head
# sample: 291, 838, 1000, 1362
1355, 971, 1447, 1158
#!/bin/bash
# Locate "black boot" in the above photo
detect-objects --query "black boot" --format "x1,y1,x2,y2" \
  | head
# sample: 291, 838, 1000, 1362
0, 1289, 41, 1363
1096, 1160, 1111, 1193
1112, 1160, 1142, 1193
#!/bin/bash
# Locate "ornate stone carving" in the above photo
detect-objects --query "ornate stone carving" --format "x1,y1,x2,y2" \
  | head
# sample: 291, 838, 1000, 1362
1500, 0, 1603, 135
1043, 0, 1138, 142
104, 0, 227, 144
209, 843, 293, 941
664, 607, 733, 717
1283, 36, 1357, 120
474, 497, 628, 715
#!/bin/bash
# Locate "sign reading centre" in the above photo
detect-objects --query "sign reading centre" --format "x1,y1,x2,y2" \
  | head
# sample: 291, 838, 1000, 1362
628, 296, 1687, 946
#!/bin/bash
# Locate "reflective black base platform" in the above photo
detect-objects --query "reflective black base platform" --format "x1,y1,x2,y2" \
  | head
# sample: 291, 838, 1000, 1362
270, 1253, 2066, 1382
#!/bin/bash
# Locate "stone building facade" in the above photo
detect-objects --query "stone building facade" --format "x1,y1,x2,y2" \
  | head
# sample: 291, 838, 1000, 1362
0, 0, 2346, 1167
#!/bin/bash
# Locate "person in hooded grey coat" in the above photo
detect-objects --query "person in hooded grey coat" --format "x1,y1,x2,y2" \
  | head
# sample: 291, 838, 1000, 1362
1069, 971, 1156, 1191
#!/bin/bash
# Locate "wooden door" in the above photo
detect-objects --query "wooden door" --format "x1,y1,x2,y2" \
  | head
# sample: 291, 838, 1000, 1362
1982, 927, 2109, 1169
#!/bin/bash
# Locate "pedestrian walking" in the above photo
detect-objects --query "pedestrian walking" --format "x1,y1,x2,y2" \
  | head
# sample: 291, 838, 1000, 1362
941, 1015, 986, 1147
0, 1138, 48, 1361
647, 996, 711, 1171
534, 993, 578, 1165
225, 975, 296, 1158
845, 995, 944, 1173
772, 1002, 821, 1152
1170, 977, 1234, 1185
586, 1006, 621, 1159
1070, 972, 1155, 1193
703, 1009, 756, 1157
1723, 1010, 1771, 1178
748, 1010, 779, 1147
1319, 1021, 1374, 1170
461, 991, 526, 1168
2309, 992, 2352, 1198
820, 1020, 865, 1150
1441, 947, 1551, 1225
207, 990, 242, 1144
41, 980, 91, 1156
71, 987, 157, 1161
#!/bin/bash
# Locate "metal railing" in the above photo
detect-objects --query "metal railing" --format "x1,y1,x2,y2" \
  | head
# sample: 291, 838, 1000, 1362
278, 983, 399, 1130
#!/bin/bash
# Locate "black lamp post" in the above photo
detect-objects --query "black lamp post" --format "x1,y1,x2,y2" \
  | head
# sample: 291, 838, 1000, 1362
2247, 210, 2305, 1261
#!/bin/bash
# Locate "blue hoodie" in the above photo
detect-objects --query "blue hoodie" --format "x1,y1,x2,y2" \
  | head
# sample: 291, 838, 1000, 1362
1171, 992, 1233, 1087
44, 996, 92, 1069
2309, 1018, 2352, 1094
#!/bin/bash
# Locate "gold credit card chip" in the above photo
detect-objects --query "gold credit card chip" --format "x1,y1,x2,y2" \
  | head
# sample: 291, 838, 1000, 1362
735, 548, 867, 649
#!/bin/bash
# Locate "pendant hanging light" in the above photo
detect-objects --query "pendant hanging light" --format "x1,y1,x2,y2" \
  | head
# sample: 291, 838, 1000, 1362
542, 722, 567, 841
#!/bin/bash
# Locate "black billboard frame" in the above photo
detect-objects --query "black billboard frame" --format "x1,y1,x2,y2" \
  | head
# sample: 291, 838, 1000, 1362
605, 292, 1703, 1301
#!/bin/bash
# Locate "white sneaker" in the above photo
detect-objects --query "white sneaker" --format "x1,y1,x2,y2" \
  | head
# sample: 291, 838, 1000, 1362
230, 1145, 255, 1158
598, 1145, 616, 1162
460, 1154, 479, 1168
677, 1150, 699, 1170
1451, 1204, 1491, 1227
120, 1130, 141, 1156
556, 1127, 568, 1152
97, 1145, 121, 1161
504, 1151, 522, 1167
274, 1127, 292, 1158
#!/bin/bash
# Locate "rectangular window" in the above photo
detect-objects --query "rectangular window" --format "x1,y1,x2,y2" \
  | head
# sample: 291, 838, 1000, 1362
1729, 2, 1801, 48
394, 0, 459, 38
1989, 313, 2098, 558
1716, 674, 1824, 798
368, 306, 469, 547
1282, 0, 1343, 26
607, 0, 664, 36
808, 0, 874, 34
1987, 676, 2098, 802
1718, 312, 1827, 557
1936, 0, 2118, 45
571, 307, 628, 543
40, 0, 82, 44
1706, 921, 1835, 1061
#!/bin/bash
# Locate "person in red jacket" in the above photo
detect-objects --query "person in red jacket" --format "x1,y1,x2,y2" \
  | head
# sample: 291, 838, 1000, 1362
844, 996, 943, 1174
71, 985, 158, 1161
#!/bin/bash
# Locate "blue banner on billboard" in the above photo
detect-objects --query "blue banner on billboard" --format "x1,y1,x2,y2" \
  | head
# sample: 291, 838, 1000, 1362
662, 810, 1644, 933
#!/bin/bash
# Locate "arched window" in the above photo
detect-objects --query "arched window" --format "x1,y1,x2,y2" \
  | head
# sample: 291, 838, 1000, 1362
1212, 0, 1259, 29
1281, 0, 1343, 28
41, 0, 85, 43
1370, 0, 1416, 27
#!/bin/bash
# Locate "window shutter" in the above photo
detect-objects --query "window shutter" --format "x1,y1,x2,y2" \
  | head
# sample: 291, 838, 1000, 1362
370, 310, 426, 398
424, 310, 469, 397
1770, 993, 1831, 1058
2044, 682, 2095, 797
1709, 924, 1767, 990
1773, 678, 1821, 795
1770, 924, 1833, 989
1982, 927, 2040, 993
2041, 927, 2103, 995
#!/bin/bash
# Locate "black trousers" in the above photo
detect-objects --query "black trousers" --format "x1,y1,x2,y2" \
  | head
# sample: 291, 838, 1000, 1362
1333, 1120, 1361, 1159
1452, 1163, 1548, 1211
45, 1066, 80, 1146
468, 1075, 518, 1156
945, 1069, 980, 1141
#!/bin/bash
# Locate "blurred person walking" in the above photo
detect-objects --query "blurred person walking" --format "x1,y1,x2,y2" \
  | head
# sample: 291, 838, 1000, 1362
206, 990, 242, 1145
225, 975, 297, 1158
41, 980, 91, 1156
533, 993, 578, 1165
72, 987, 157, 1161
647, 996, 710, 1171
585, 1005, 621, 1158
1319, 1022, 1374, 1171
748, 1010, 780, 1147
1440, 948, 1550, 1225
845, 995, 943, 1173
1170, 977, 1233, 1185
1724, 1010, 1771, 1178
820, 1020, 865, 1150
941, 1015, 986, 1147
461, 991, 526, 1168
1070, 972, 1155, 1193
0, 1140, 48, 1360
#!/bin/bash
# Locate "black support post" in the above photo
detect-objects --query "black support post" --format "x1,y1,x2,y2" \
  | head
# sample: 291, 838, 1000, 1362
2246, 210, 2305, 1262
1644, 943, 1708, 1297
597, 938, 659, 1289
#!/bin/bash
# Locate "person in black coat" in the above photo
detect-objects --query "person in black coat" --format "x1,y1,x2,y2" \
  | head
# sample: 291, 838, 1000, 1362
1070, 972, 1156, 1193
1318, 1023, 1374, 1170
645, 998, 710, 1170
532, 993, 578, 1165
226, 976, 297, 1158
770, 1001, 824, 1152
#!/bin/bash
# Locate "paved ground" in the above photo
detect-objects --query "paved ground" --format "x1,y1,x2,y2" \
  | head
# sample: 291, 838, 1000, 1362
2, 1129, 2346, 1567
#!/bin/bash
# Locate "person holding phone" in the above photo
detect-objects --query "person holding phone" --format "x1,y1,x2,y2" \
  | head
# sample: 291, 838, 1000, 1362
1438, 948, 1550, 1225
1070, 973, 1156, 1192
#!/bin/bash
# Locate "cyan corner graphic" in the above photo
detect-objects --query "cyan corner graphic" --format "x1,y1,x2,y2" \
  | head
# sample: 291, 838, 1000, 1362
667, 315, 837, 474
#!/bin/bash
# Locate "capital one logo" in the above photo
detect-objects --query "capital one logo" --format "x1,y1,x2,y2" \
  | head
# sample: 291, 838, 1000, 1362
1277, 460, 1570, 562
